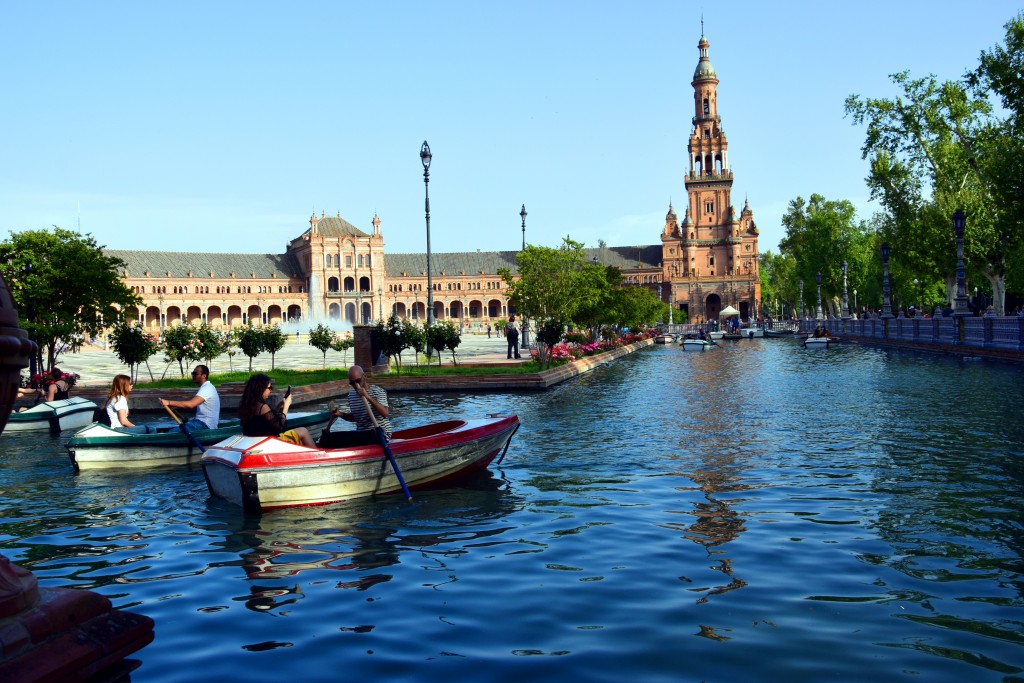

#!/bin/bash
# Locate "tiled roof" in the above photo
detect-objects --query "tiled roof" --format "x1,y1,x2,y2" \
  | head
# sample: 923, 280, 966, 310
587, 245, 662, 270
384, 250, 522, 276
106, 250, 304, 279
305, 215, 370, 239
383, 246, 662, 277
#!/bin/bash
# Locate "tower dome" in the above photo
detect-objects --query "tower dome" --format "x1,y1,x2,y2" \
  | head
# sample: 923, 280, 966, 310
693, 35, 717, 81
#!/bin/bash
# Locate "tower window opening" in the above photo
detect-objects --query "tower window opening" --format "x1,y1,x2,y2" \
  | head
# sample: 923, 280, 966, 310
705, 202, 714, 214
703, 98, 709, 115
704, 129, 710, 140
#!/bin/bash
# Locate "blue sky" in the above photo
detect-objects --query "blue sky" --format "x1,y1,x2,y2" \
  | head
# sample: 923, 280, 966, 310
1, 1, 1018, 257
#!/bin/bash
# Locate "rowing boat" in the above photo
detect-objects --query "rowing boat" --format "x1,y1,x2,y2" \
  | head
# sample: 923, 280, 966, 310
201, 415, 520, 511
66, 410, 331, 470
7, 397, 99, 434
681, 338, 716, 351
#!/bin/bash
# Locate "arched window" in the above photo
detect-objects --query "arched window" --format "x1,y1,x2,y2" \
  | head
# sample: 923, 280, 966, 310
325, 254, 331, 268
703, 98, 709, 115
358, 254, 363, 268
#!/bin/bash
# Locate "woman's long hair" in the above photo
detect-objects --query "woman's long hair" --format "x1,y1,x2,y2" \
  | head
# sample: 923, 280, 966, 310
239, 374, 272, 421
105, 374, 132, 405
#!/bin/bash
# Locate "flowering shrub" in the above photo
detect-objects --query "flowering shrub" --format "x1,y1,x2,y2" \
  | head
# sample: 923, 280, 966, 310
535, 329, 655, 367
563, 330, 590, 345
29, 370, 80, 389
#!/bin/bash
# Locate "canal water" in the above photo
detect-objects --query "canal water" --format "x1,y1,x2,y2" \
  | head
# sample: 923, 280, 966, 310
2, 339, 1023, 682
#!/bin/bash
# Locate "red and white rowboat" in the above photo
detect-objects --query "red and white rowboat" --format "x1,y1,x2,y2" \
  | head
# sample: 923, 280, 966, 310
200, 415, 520, 511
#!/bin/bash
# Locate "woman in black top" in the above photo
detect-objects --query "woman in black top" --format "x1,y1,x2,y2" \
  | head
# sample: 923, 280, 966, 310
238, 374, 316, 448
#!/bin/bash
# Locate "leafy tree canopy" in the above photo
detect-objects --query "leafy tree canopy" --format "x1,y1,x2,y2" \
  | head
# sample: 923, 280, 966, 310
0, 227, 141, 368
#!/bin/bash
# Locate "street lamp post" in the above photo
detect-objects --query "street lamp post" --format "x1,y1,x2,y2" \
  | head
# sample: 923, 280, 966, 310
881, 242, 894, 319
841, 260, 850, 319
815, 271, 823, 319
952, 210, 970, 318
377, 287, 383, 322
24, 262, 36, 378
421, 141, 435, 326
798, 280, 804, 320
853, 289, 858, 316
519, 204, 529, 352
912, 278, 920, 316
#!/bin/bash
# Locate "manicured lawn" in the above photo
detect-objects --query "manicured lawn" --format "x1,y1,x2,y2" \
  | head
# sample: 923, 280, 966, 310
134, 368, 350, 390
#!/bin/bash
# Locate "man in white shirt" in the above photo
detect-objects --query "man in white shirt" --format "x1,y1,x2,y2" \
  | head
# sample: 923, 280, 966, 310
159, 364, 221, 430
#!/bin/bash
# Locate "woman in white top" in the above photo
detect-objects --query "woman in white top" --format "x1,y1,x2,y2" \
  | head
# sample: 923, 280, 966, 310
105, 374, 156, 434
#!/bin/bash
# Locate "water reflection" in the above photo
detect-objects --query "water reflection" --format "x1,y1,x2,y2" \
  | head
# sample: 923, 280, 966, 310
207, 470, 523, 614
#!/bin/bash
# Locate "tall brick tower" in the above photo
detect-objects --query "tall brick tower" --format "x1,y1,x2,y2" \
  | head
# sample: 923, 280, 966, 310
661, 33, 760, 323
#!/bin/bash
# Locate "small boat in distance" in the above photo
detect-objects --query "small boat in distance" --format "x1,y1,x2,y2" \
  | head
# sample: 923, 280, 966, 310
654, 333, 676, 344
764, 328, 797, 338
802, 336, 838, 348
66, 410, 331, 470
7, 397, 99, 434
681, 338, 717, 351
201, 415, 520, 511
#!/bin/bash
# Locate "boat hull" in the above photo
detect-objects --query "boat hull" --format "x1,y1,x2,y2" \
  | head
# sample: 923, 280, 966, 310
802, 337, 837, 348
654, 334, 676, 344
681, 339, 714, 351
66, 410, 330, 470
7, 397, 98, 433
201, 415, 520, 511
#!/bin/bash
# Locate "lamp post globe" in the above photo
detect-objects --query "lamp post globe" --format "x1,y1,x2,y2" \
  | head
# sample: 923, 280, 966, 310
420, 141, 435, 326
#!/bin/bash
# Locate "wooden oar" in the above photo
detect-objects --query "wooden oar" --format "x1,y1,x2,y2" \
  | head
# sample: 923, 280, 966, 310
163, 404, 206, 453
360, 393, 412, 502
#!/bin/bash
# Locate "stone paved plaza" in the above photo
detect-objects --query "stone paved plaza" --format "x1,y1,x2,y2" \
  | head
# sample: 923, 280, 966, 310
48, 331, 527, 387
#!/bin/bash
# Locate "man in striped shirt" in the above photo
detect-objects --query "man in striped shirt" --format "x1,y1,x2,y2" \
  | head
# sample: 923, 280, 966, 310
335, 365, 392, 440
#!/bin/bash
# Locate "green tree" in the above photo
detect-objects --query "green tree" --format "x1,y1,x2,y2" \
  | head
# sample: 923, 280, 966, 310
778, 195, 874, 316
308, 323, 335, 368
421, 321, 446, 366
499, 237, 596, 328
261, 325, 287, 370
107, 321, 160, 383
236, 323, 265, 372
0, 227, 141, 369
846, 16, 1024, 312
330, 331, 354, 367
162, 324, 197, 377
373, 315, 408, 374
535, 319, 564, 368
425, 322, 457, 368
402, 318, 426, 367
194, 323, 227, 372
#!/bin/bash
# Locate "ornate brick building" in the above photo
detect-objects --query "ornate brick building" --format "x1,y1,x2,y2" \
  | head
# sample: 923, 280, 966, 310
109, 33, 757, 331
660, 33, 760, 322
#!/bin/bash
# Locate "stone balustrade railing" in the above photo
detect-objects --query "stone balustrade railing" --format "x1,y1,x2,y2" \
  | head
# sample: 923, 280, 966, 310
803, 315, 1024, 351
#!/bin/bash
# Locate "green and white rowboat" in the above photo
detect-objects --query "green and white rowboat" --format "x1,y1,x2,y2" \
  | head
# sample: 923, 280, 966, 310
7, 397, 99, 434
65, 410, 332, 471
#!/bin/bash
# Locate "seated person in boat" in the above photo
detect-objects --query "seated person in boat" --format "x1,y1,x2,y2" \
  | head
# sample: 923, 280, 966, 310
105, 374, 156, 434
13, 367, 71, 411
159, 364, 220, 431
330, 365, 392, 442
238, 374, 316, 447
